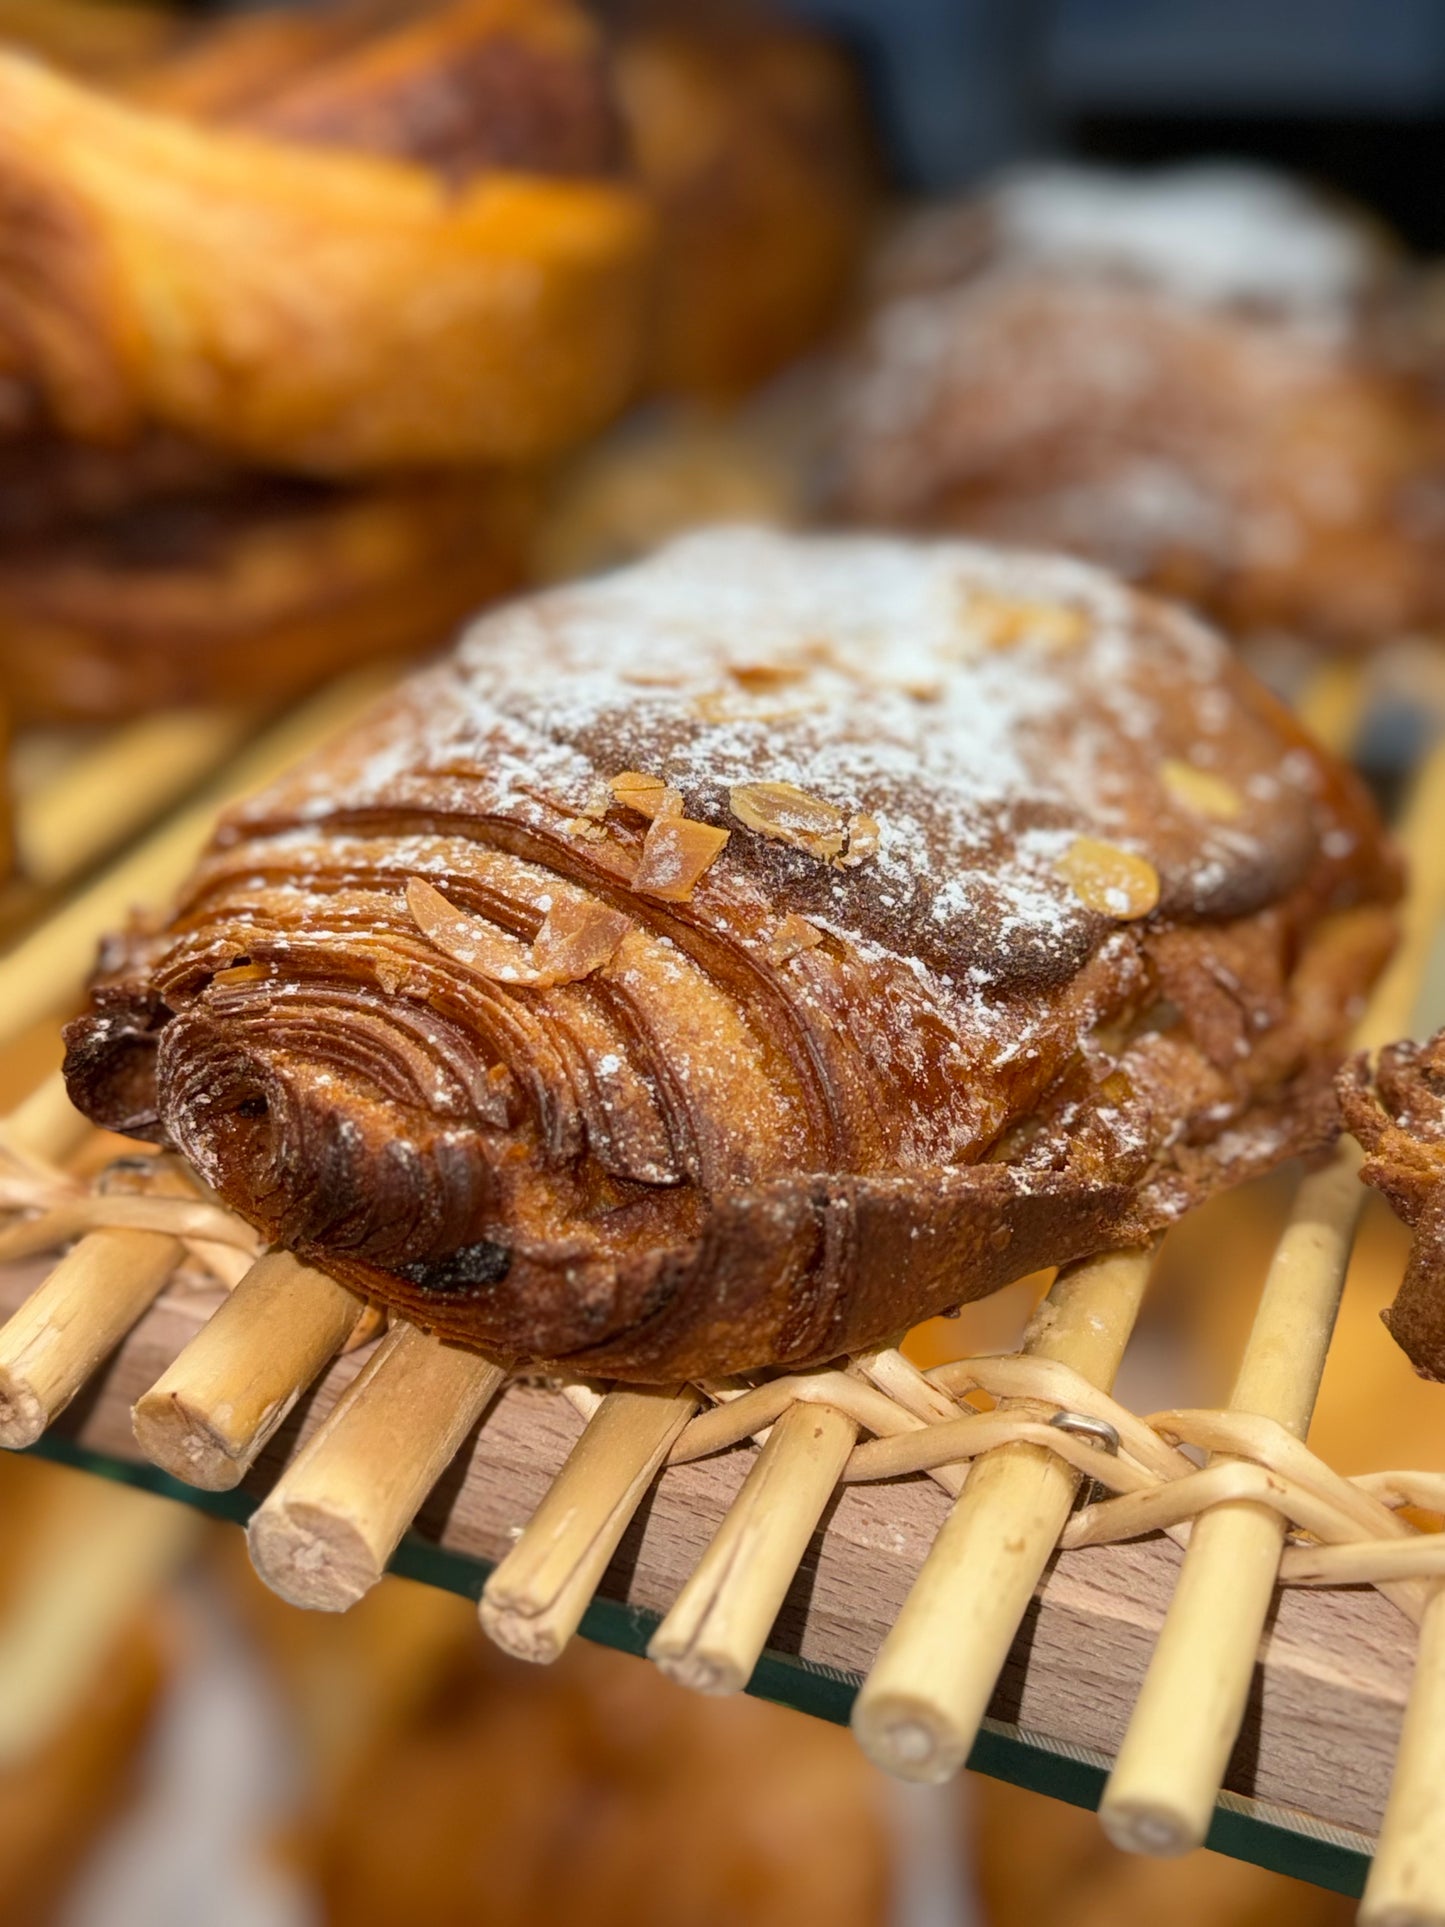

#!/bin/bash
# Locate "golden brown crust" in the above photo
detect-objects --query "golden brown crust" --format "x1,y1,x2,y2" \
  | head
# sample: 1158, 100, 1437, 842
136, 0, 873, 401
63, 531, 1399, 1379
0, 48, 654, 473
1339, 1033, 1445, 1379
831, 167, 1445, 649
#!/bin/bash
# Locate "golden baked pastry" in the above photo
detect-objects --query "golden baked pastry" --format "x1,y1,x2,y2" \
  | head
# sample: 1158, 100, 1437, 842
0, 46, 654, 474
298, 1623, 891, 1927
614, 3, 876, 396
0, 467, 535, 722
831, 165, 1445, 650
225, 1558, 890, 1927
135, 0, 872, 399
63, 530, 1398, 1379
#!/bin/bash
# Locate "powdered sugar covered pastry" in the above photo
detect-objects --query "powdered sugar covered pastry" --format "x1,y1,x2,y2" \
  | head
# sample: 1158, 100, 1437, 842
65, 529, 1400, 1378
832, 164, 1445, 651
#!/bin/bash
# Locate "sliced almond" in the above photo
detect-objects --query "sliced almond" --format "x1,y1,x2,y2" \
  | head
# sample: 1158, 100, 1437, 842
407, 879, 535, 980
408, 878, 634, 989
406, 877, 541, 983
766, 914, 824, 965
729, 662, 806, 692
609, 771, 683, 820
1160, 758, 1243, 822
1055, 838, 1160, 921
966, 588, 1089, 653
631, 815, 729, 901
532, 899, 633, 986
729, 781, 848, 862
838, 811, 881, 867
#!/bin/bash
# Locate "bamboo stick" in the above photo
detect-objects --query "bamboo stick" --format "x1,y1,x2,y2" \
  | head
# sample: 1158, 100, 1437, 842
854, 1347, 969, 1497
850, 1243, 1157, 1781
647, 1399, 858, 1695
0, 666, 390, 1050
0, 1225, 180, 1448
17, 706, 257, 891
246, 1323, 507, 1611
1362, 1589, 1445, 1926
0, 1478, 203, 1766
0, 1071, 91, 1169
132, 1250, 366, 1491
481, 1386, 698, 1663
1100, 736, 1445, 1859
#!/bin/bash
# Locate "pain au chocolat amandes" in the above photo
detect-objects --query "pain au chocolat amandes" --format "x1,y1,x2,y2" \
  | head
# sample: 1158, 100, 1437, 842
65, 531, 1399, 1380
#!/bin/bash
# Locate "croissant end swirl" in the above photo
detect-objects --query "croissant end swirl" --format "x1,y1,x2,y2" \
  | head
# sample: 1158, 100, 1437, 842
65, 530, 1400, 1380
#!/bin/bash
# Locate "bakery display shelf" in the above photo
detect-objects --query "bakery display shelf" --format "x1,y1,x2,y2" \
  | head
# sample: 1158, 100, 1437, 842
10, 1279, 1393, 1903
0, 659, 1440, 1922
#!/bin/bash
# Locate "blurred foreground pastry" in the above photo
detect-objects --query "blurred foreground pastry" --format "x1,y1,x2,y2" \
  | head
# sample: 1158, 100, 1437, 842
232, 1565, 891, 1927
831, 164, 1445, 651
65, 529, 1398, 1378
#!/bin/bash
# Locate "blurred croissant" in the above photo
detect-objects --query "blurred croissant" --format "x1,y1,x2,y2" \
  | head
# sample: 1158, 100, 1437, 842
0, 45, 655, 473
65, 531, 1399, 1380
0, 463, 535, 721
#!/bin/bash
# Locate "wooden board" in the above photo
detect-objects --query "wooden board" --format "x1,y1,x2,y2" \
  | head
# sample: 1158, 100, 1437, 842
0, 1258, 1403, 1894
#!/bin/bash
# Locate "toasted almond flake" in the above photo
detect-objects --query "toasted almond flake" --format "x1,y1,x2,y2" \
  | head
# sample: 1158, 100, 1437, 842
838, 810, 881, 867
766, 914, 824, 964
609, 771, 684, 820
631, 815, 729, 901
407, 878, 634, 989
965, 588, 1090, 654
563, 815, 609, 841
577, 780, 612, 819
406, 877, 542, 983
729, 780, 848, 862
729, 662, 806, 692
1055, 838, 1160, 920
532, 899, 633, 986
1160, 758, 1243, 822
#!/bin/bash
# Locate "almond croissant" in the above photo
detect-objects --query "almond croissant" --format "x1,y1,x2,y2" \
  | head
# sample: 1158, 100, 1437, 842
64, 530, 1400, 1380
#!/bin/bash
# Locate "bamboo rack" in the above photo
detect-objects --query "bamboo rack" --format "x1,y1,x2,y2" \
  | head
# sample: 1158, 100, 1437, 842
0, 665, 1441, 1915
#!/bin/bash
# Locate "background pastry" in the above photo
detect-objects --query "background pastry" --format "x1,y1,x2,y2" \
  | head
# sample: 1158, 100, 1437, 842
829, 164, 1445, 652
0, 0, 873, 722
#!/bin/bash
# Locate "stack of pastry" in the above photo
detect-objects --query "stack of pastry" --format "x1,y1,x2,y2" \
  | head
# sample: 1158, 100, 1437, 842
0, 0, 873, 724
829, 163, 1445, 656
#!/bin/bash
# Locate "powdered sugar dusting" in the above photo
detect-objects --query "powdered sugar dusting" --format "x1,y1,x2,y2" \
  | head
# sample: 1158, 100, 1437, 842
990, 163, 1378, 315
228, 529, 1334, 1031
